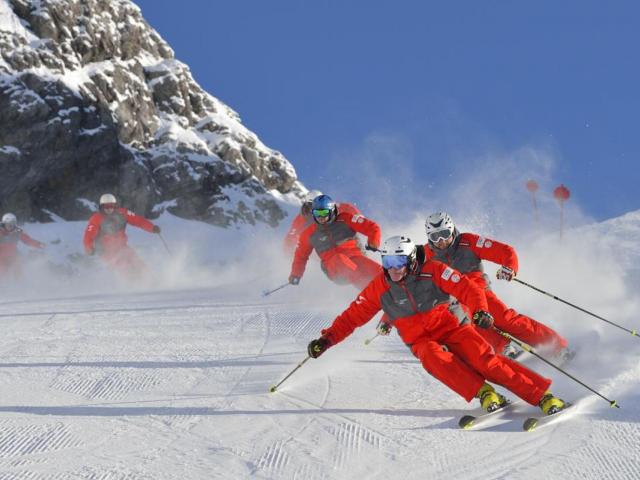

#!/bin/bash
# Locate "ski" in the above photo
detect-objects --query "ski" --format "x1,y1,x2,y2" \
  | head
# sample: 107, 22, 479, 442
458, 399, 520, 430
522, 402, 575, 432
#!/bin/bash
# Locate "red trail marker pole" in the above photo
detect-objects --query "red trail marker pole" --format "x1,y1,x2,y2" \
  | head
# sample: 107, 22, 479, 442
526, 179, 540, 226
553, 184, 571, 239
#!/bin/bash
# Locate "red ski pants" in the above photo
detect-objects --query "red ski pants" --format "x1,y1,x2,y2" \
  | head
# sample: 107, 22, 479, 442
322, 253, 382, 290
411, 324, 551, 405
101, 246, 148, 280
476, 290, 568, 353
0, 254, 20, 278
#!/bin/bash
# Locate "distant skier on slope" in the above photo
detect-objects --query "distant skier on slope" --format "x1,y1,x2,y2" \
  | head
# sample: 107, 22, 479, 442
307, 235, 567, 416
83, 194, 160, 279
288, 194, 382, 290
422, 212, 572, 360
0, 213, 45, 278
283, 189, 323, 255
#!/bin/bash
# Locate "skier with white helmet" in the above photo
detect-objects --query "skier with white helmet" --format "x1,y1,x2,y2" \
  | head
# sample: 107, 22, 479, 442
423, 211, 571, 360
306, 235, 567, 417
283, 190, 323, 255
0, 213, 45, 278
83, 194, 160, 279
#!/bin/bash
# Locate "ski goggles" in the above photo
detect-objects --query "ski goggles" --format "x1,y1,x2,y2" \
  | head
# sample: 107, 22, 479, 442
102, 203, 117, 211
381, 255, 409, 270
312, 208, 331, 218
428, 228, 453, 243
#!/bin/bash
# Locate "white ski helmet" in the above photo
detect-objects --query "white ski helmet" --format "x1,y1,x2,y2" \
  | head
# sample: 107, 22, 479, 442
2, 213, 17, 228
379, 235, 417, 271
301, 190, 323, 216
303, 189, 323, 204
99, 193, 117, 206
425, 212, 456, 244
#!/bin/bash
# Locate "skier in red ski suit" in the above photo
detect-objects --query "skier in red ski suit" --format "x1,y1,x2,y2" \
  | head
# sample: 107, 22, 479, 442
423, 212, 570, 358
0, 213, 45, 278
283, 190, 322, 255
307, 236, 567, 414
83, 194, 160, 279
289, 195, 382, 290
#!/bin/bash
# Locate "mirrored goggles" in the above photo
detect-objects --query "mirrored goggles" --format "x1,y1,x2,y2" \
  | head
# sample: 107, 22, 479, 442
102, 203, 117, 211
382, 255, 409, 270
428, 228, 453, 243
312, 208, 331, 218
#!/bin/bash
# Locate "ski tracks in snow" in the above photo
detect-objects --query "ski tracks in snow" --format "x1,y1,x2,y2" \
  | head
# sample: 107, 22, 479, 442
0, 288, 638, 478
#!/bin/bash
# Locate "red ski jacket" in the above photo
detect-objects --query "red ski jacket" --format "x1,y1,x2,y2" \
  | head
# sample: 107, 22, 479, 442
290, 203, 381, 279
425, 232, 518, 289
283, 212, 314, 254
0, 227, 44, 258
83, 208, 155, 255
320, 259, 488, 347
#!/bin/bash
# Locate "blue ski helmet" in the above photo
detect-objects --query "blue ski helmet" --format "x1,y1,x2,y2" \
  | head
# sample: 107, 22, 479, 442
311, 194, 338, 224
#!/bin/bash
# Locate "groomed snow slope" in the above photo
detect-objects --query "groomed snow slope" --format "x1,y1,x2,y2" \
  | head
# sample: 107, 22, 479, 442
0, 211, 638, 479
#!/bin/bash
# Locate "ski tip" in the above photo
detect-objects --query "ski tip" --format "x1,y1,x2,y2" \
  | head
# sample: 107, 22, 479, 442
458, 415, 476, 430
269, 386, 277, 393
523, 417, 538, 432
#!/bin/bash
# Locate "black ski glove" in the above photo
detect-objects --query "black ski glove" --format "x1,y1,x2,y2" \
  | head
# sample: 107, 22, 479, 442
472, 310, 494, 329
307, 337, 330, 358
376, 319, 392, 336
288, 275, 300, 285
152, 225, 161, 234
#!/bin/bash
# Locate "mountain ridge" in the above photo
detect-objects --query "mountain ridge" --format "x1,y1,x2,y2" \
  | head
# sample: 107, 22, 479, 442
0, 0, 304, 226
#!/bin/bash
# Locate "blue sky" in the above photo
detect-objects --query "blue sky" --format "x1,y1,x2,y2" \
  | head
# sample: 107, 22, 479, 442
134, 1, 639, 222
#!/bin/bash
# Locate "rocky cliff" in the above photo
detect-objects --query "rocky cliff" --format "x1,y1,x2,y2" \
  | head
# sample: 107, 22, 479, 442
0, 0, 303, 226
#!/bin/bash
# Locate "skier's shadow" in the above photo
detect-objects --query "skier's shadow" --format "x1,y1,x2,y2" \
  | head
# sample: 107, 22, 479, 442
0, 404, 464, 420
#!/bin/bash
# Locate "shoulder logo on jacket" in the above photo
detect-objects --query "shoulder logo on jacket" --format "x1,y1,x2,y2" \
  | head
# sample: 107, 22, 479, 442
352, 214, 365, 224
476, 236, 493, 248
441, 267, 454, 280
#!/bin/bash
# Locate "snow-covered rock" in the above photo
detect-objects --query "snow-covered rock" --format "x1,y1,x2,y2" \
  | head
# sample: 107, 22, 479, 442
0, 0, 303, 226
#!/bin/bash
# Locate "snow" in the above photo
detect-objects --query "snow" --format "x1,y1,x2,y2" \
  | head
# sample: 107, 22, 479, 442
0, 145, 21, 155
0, 208, 638, 479
0, 0, 38, 42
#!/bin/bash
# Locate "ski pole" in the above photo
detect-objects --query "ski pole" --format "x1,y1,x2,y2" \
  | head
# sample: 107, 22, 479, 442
364, 332, 380, 345
269, 356, 311, 393
158, 233, 172, 255
513, 278, 638, 339
262, 282, 290, 297
493, 328, 619, 408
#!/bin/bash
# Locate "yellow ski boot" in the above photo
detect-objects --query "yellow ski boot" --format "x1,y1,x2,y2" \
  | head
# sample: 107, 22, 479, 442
477, 383, 507, 413
538, 391, 566, 415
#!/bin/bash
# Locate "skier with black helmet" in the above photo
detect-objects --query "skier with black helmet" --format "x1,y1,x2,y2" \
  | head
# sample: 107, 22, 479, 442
283, 189, 323, 255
